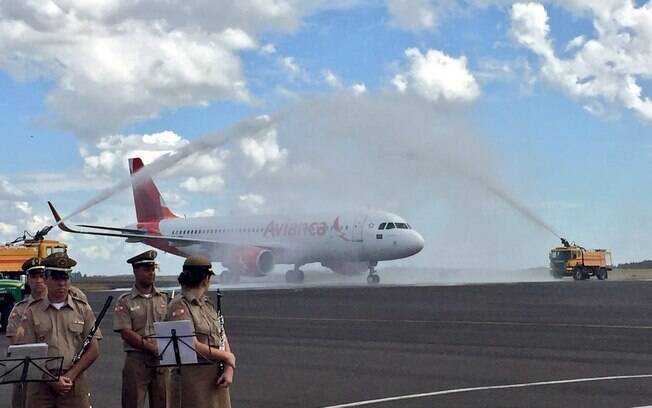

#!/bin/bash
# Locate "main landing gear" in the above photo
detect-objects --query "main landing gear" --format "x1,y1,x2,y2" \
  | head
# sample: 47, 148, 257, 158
366, 261, 380, 285
286, 265, 305, 284
220, 269, 240, 284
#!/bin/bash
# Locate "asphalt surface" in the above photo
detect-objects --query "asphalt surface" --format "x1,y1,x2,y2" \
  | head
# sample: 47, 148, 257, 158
3, 280, 652, 407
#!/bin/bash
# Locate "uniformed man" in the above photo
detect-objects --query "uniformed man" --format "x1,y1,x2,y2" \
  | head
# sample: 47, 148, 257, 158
6, 257, 48, 408
167, 255, 234, 408
20, 253, 102, 408
113, 250, 169, 408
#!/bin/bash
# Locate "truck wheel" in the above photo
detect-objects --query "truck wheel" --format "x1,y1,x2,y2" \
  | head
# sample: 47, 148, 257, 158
572, 268, 585, 281
596, 268, 608, 280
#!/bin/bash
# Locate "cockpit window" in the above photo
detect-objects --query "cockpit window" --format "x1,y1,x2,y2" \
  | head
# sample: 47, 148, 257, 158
396, 223, 408, 229
379, 222, 386, 230
386, 222, 395, 229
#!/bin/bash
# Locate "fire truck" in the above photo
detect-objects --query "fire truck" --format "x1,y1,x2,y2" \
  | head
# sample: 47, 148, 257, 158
0, 227, 68, 330
549, 238, 612, 280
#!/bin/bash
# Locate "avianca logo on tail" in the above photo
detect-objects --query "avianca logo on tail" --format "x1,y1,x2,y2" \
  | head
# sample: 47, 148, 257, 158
263, 217, 349, 240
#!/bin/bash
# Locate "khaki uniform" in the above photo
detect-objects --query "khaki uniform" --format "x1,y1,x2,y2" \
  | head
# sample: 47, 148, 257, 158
166, 289, 231, 408
7, 288, 87, 408
7, 295, 32, 408
113, 286, 170, 408
21, 293, 102, 408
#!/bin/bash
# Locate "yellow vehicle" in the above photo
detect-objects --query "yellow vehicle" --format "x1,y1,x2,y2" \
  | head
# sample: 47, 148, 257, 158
549, 238, 612, 280
0, 227, 68, 330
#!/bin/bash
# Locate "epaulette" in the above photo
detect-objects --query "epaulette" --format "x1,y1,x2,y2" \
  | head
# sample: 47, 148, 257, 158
69, 293, 90, 305
27, 297, 45, 307
14, 298, 29, 307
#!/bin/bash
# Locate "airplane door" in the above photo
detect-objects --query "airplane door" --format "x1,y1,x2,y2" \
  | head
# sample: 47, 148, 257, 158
351, 214, 366, 242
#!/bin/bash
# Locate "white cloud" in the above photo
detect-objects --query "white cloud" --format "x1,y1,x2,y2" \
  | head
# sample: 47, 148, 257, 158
509, 1, 652, 121
238, 194, 266, 214
0, 1, 369, 139
180, 175, 225, 193
279, 56, 305, 80
323, 69, 341, 87
79, 244, 111, 261
351, 83, 367, 95
259, 43, 277, 55
387, 0, 443, 31
193, 208, 216, 217
393, 48, 480, 103
239, 128, 288, 176
0, 179, 28, 200
0, 222, 17, 235
15, 201, 32, 215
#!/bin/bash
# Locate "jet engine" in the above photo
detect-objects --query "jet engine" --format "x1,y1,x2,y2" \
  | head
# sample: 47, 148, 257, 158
224, 247, 274, 276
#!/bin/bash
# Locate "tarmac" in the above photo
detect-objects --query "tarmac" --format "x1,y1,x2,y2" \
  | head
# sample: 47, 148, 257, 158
3, 279, 652, 407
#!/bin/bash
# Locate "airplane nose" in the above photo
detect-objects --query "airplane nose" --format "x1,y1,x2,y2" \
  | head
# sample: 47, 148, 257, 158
407, 231, 425, 255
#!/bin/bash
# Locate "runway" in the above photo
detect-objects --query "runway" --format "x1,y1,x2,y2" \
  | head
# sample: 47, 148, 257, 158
3, 279, 652, 407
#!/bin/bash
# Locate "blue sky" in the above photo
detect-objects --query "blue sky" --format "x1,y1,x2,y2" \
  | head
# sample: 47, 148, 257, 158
1, 1, 651, 276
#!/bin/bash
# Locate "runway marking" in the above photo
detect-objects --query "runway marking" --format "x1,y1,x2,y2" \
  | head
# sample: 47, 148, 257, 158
231, 315, 652, 331
318, 374, 652, 407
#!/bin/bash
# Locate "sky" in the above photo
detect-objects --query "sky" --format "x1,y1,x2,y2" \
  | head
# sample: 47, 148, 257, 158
1, 0, 652, 276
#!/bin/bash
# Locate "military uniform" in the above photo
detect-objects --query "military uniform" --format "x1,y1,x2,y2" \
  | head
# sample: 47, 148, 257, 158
114, 250, 169, 408
20, 253, 102, 408
6, 258, 43, 408
166, 256, 231, 408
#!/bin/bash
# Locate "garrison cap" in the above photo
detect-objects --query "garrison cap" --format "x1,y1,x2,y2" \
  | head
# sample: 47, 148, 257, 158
127, 250, 158, 266
183, 255, 214, 275
22, 257, 45, 273
43, 252, 77, 273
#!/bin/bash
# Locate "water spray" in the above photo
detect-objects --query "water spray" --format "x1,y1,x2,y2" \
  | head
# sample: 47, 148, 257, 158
52, 115, 275, 226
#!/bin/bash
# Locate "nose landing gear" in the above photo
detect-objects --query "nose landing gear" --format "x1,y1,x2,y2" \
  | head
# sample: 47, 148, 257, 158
367, 261, 380, 284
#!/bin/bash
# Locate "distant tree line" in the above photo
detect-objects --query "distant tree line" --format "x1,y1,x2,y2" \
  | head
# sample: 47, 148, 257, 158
618, 260, 652, 269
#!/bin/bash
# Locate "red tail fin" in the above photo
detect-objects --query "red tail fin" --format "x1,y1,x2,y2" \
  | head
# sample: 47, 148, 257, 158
128, 158, 178, 223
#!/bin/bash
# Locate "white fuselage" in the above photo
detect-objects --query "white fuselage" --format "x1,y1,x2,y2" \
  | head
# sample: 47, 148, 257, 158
155, 210, 424, 268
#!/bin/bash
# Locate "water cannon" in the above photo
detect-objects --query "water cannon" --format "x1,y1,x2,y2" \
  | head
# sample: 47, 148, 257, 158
560, 238, 570, 248
33, 226, 53, 241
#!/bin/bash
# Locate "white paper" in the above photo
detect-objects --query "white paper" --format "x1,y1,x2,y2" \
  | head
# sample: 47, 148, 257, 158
3, 343, 49, 382
153, 320, 197, 366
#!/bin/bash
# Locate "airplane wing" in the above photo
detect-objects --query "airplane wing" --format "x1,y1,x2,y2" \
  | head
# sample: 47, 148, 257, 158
47, 202, 283, 250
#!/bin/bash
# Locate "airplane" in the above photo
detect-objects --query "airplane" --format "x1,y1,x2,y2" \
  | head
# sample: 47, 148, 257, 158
49, 158, 424, 284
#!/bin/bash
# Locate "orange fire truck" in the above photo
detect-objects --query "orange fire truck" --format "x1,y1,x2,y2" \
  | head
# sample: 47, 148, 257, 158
549, 238, 612, 280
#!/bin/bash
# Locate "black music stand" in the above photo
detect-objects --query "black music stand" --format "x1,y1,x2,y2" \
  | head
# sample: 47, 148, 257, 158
0, 355, 64, 384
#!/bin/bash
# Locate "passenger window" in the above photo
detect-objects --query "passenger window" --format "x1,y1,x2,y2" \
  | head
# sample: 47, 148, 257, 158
379, 222, 386, 230
386, 223, 395, 229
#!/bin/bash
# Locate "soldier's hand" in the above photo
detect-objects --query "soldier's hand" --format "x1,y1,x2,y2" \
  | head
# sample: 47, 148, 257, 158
50, 375, 74, 395
144, 338, 158, 355
217, 366, 234, 388
221, 351, 236, 369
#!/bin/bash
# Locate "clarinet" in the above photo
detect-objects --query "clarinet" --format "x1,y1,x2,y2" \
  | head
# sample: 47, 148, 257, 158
73, 296, 113, 363
216, 289, 226, 375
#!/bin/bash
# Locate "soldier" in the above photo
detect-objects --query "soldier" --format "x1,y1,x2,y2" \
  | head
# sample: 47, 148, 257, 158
113, 250, 169, 408
166, 255, 235, 408
6, 257, 48, 408
20, 253, 102, 408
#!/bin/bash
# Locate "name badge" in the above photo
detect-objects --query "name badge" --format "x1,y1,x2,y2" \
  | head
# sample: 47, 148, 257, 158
129, 306, 141, 312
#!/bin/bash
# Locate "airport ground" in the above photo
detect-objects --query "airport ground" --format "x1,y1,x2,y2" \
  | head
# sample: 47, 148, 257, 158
3, 277, 652, 407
